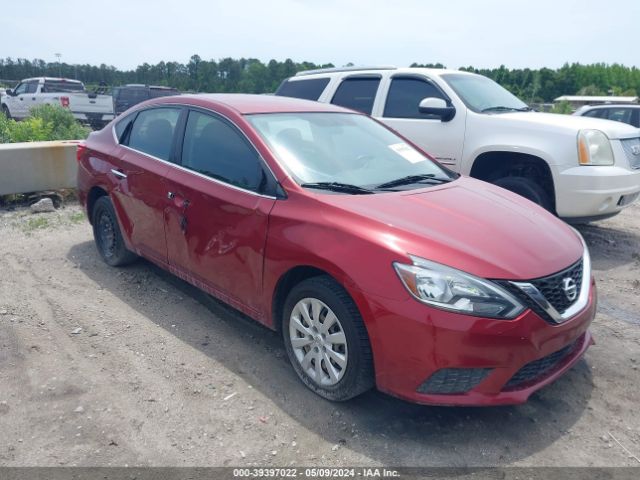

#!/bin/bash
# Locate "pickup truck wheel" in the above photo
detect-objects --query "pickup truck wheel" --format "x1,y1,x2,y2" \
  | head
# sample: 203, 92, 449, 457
92, 196, 137, 267
492, 176, 552, 212
2, 105, 11, 119
282, 276, 374, 401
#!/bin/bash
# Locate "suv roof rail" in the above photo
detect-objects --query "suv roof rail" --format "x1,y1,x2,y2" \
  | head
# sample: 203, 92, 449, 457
295, 66, 397, 77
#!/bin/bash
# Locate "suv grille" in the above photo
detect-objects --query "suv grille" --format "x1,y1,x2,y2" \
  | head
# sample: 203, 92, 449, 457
504, 338, 580, 390
621, 138, 640, 169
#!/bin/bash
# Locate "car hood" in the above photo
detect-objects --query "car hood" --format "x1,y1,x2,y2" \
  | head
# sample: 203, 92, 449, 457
490, 111, 639, 140
319, 177, 583, 281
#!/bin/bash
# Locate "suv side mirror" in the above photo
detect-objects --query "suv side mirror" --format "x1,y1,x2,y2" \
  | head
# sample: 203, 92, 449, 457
418, 97, 456, 122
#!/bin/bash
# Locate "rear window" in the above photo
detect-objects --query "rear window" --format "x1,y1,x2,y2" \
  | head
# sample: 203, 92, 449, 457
276, 78, 330, 101
117, 88, 149, 103
43, 80, 85, 93
331, 77, 381, 115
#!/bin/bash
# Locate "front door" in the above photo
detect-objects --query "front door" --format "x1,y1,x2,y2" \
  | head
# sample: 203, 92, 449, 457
163, 109, 277, 318
110, 106, 182, 264
7, 82, 29, 118
376, 75, 467, 171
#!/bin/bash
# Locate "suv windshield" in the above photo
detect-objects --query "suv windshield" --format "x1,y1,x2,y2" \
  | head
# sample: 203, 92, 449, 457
246, 113, 455, 191
442, 73, 529, 113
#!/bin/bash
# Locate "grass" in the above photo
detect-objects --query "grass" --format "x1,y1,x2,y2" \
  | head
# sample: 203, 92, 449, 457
25, 216, 50, 231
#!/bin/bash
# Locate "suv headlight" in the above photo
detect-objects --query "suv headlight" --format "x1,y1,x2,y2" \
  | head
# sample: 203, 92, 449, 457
393, 256, 525, 319
578, 129, 614, 166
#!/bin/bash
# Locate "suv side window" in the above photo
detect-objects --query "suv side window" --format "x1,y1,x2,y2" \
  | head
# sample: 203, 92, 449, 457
606, 107, 632, 124
127, 107, 181, 161
276, 78, 330, 101
384, 77, 446, 119
331, 77, 380, 114
181, 110, 264, 192
582, 109, 605, 118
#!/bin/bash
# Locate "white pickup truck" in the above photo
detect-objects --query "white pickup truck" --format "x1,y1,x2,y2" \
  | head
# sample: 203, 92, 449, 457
275, 67, 640, 222
1, 77, 114, 129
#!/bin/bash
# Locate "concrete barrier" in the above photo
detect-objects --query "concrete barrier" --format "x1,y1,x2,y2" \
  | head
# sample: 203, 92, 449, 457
0, 141, 78, 196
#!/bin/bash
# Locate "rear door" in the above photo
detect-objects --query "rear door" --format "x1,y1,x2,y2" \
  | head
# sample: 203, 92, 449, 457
112, 106, 183, 264
163, 108, 277, 317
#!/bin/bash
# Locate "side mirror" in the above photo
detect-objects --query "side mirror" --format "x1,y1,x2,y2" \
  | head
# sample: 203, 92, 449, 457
418, 97, 456, 122
5, 89, 13, 96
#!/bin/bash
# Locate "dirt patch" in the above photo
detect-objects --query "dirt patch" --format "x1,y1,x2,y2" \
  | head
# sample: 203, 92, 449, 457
0, 203, 638, 467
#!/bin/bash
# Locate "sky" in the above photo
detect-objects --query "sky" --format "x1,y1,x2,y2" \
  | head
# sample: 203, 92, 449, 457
2, 0, 638, 71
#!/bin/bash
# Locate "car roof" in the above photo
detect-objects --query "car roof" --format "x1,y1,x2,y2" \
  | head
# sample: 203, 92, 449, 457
153, 93, 354, 114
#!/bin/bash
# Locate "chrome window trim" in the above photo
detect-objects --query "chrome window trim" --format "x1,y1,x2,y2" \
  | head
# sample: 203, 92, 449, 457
110, 103, 281, 200
511, 232, 591, 324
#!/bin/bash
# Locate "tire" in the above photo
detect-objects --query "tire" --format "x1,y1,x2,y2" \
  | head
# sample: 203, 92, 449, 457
492, 176, 553, 212
2, 105, 11, 119
91, 196, 137, 267
282, 275, 374, 401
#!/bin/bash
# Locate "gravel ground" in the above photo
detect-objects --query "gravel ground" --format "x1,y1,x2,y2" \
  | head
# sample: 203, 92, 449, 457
0, 201, 639, 468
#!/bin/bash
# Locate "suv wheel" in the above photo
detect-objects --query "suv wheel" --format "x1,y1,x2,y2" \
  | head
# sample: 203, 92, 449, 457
92, 196, 137, 266
282, 276, 374, 401
492, 176, 552, 212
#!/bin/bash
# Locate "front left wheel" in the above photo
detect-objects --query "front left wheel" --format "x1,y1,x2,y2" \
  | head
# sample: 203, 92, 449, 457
282, 276, 374, 401
92, 196, 137, 267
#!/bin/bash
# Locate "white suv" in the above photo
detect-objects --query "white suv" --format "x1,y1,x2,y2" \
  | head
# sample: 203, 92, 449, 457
275, 67, 640, 222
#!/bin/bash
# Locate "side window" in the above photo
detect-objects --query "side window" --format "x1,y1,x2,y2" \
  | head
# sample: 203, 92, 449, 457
606, 108, 632, 124
26, 82, 39, 94
582, 109, 605, 118
331, 77, 380, 114
181, 110, 264, 192
114, 112, 137, 143
276, 78, 330, 100
127, 108, 181, 161
384, 77, 446, 119
13, 83, 27, 95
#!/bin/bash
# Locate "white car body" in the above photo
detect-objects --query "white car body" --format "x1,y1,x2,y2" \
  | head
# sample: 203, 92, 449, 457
1, 77, 114, 128
276, 67, 640, 221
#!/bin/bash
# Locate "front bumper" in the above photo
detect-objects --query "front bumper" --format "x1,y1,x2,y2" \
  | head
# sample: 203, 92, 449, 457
362, 279, 596, 406
554, 144, 640, 220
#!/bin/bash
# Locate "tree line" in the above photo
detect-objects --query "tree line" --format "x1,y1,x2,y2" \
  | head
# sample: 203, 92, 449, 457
1, 56, 639, 102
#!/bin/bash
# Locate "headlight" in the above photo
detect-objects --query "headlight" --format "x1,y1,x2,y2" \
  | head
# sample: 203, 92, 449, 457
578, 129, 614, 166
393, 256, 525, 319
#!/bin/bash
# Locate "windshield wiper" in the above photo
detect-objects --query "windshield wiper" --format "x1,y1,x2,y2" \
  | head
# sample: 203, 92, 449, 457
481, 105, 531, 113
375, 174, 450, 189
300, 182, 374, 195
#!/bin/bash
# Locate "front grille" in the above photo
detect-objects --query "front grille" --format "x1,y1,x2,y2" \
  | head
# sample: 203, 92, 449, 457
530, 259, 583, 314
504, 338, 580, 390
620, 138, 640, 169
417, 368, 492, 395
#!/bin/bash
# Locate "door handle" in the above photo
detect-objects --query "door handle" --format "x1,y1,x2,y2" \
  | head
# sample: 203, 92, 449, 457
111, 168, 127, 179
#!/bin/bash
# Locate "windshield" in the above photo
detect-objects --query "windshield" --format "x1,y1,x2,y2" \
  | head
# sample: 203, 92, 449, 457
246, 112, 454, 191
442, 73, 528, 113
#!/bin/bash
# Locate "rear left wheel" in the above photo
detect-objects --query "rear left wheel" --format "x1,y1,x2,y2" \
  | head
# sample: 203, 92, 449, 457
282, 276, 374, 401
92, 196, 137, 267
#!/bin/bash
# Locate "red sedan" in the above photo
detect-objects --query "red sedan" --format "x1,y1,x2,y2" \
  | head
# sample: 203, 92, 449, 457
77, 94, 595, 406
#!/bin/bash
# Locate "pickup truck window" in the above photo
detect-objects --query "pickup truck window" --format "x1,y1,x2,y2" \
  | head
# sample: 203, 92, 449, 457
181, 110, 263, 192
127, 108, 181, 161
331, 77, 380, 115
42, 80, 84, 93
384, 77, 446, 119
13, 83, 27, 95
276, 78, 330, 101
26, 82, 38, 94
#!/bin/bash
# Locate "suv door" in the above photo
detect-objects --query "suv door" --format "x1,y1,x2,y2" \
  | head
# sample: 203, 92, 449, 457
163, 109, 277, 317
114, 106, 183, 264
376, 75, 466, 169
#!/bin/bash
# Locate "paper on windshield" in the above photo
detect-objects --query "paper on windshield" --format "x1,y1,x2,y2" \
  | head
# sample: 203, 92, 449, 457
388, 143, 425, 164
